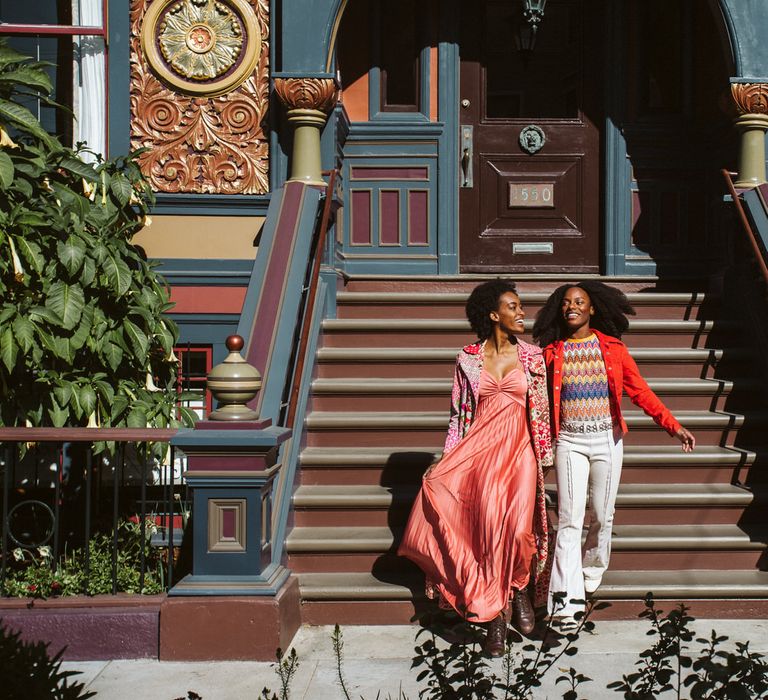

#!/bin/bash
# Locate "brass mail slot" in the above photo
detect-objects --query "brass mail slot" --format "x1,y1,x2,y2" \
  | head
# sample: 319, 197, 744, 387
508, 182, 555, 208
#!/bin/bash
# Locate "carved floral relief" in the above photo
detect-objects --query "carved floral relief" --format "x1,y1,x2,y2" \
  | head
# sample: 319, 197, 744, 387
130, 0, 269, 195
731, 82, 768, 116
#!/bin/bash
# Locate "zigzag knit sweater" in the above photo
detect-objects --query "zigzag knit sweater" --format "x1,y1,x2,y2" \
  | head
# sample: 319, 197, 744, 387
560, 333, 612, 429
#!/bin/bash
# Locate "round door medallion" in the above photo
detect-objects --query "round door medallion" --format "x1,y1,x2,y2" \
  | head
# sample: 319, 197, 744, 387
519, 125, 546, 154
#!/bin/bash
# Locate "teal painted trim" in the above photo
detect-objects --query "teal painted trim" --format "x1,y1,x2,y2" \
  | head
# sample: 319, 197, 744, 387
171, 426, 291, 448
603, 0, 633, 276
334, 258, 439, 275
368, 44, 432, 122
234, 190, 286, 338
344, 123, 444, 139
189, 486, 266, 576
155, 259, 253, 286
235, 185, 324, 423
741, 188, 768, 252
270, 278, 328, 565
732, 76, 768, 83
107, 0, 130, 158
168, 566, 289, 596
271, 71, 337, 80
718, 1, 741, 75
437, 24, 459, 274
152, 193, 271, 216
319, 267, 341, 319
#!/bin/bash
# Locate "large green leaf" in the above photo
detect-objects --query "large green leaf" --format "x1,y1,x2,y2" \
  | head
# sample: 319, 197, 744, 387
0, 44, 31, 69
93, 379, 115, 405
0, 327, 17, 372
126, 406, 147, 428
124, 319, 149, 358
68, 303, 94, 352
0, 149, 13, 188
0, 67, 53, 94
45, 281, 84, 331
102, 251, 132, 297
110, 394, 129, 422
15, 211, 48, 227
58, 155, 98, 181
57, 237, 86, 276
80, 256, 96, 287
110, 173, 132, 205
29, 305, 63, 327
47, 403, 68, 428
79, 384, 97, 417
0, 97, 56, 148
15, 237, 45, 275
53, 382, 73, 408
102, 341, 124, 372
12, 315, 34, 353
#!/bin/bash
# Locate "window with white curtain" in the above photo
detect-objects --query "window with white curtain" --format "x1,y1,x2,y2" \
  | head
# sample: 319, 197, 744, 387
0, 0, 107, 160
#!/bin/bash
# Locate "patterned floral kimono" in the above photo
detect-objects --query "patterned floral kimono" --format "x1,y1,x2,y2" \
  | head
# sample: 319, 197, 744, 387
399, 337, 554, 616
442, 339, 554, 578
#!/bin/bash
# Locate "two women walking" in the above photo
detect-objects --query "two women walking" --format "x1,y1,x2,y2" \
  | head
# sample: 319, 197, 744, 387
399, 279, 695, 655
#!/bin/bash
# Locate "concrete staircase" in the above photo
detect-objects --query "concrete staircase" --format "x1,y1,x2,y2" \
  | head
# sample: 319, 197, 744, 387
288, 278, 768, 623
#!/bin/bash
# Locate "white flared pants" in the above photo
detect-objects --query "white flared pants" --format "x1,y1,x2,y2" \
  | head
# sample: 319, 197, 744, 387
547, 429, 623, 617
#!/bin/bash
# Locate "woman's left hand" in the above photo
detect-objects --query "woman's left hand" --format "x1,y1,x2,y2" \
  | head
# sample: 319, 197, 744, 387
675, 426, 695, 452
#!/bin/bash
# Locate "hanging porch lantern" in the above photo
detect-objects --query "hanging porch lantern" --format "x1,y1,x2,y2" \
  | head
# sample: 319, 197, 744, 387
516, 0, 548, 53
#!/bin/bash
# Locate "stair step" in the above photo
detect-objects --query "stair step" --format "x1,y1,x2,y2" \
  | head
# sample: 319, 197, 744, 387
297, 570, 768, 600
336, 291, 713, 306
305, 410, 749, 430
322, 319, 737, 334
300, 444, 756, 467
311, 377, 738, 395
286, 524, 766, 553
293, 483, 754, 509
317, 347, 735, 364
335, 292, 715, 320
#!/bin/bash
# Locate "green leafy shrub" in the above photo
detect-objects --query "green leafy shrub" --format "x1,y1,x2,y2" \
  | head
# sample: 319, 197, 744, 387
608, 594, 768, 700
3, 519, 165, 597
0, 39, 195, 439
0, 620, 95, 699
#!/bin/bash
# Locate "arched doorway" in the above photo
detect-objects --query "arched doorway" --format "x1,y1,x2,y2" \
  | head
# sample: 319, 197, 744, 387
334, 0, 735, 276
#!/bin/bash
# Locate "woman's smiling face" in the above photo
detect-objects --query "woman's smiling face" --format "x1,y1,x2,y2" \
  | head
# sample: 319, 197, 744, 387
491, 291, 526, 335
561, 286, 593, 334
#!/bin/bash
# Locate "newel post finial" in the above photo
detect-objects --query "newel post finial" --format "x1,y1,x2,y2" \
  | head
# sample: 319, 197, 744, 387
206, 335, 262, 421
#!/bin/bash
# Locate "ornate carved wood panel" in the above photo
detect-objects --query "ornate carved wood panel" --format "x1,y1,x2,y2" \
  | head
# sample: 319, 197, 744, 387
129, 0, 269, 194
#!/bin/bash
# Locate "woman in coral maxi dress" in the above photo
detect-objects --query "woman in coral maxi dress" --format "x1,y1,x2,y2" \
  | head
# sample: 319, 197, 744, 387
398, 281, 553, 655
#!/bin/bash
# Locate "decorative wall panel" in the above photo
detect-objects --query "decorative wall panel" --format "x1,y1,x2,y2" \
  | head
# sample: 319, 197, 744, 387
130, 0, 269, 194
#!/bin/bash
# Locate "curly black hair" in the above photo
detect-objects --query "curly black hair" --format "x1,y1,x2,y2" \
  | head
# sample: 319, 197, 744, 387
532, 280, 636, 348
465, 280, 518, 340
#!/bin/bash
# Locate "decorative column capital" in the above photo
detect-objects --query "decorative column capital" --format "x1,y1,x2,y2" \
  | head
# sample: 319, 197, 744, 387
730, 81, 768, 188
273, 77, 339, 114
730, 81, 768, 115
273, 77, 339, 185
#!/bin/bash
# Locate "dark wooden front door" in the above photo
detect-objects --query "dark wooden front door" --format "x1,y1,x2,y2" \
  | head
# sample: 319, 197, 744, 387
459, 0, 602, 273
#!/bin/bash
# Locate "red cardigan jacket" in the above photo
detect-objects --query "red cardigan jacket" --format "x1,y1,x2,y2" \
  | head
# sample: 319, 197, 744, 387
542, 329, 681, 439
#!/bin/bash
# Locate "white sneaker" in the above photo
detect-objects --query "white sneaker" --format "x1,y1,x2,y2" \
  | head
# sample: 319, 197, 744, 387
584, 577, 601, 594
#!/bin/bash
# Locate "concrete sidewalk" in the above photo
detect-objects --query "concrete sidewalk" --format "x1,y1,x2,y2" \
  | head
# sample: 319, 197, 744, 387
63, 619, 768, 699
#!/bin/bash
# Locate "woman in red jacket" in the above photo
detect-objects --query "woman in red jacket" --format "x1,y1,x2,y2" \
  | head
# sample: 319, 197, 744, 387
532, 281, 695, 621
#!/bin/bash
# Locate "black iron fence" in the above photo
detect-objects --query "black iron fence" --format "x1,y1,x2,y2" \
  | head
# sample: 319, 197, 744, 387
0, 428, 185, 598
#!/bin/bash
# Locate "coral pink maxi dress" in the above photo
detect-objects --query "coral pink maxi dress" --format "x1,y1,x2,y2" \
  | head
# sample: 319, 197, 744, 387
398, 367, 538, 622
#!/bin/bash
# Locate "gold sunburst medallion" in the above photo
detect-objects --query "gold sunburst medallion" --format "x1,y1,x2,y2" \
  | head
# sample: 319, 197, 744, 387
141, 0, 261, 96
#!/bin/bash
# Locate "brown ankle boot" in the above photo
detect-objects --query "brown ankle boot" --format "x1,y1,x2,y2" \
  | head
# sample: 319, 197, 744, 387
511, 588, 535, 635
483, 613, 507, 657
